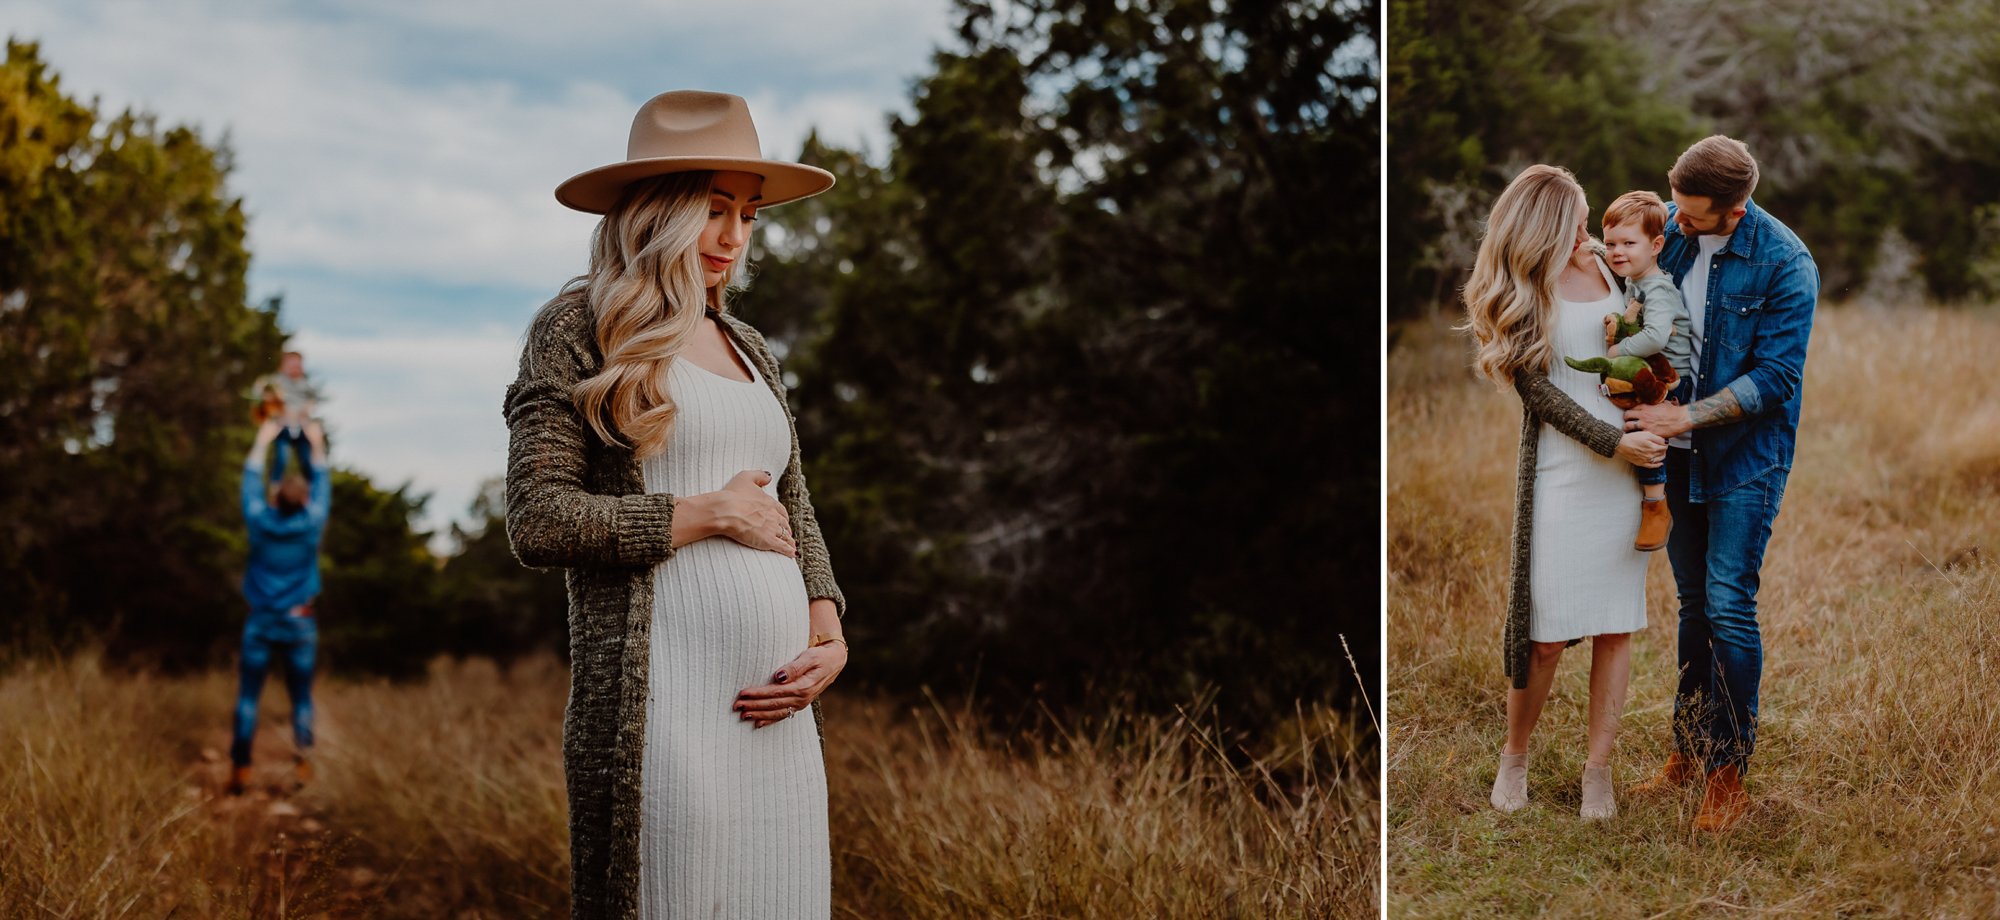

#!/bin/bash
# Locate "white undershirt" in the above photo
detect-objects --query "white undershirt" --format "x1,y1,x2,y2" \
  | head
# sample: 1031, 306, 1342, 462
1672, 232, 1731, 449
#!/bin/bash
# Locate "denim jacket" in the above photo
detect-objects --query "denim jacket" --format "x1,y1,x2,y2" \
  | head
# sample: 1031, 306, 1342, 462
1660, 199, 1819, 502
241, 460, 331, 611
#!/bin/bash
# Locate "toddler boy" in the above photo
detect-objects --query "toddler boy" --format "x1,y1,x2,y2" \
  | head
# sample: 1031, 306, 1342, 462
1600, 191, 1692, 551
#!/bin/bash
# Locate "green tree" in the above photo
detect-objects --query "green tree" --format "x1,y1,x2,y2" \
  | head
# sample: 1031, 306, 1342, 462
0, 39, 286, 662
753, 0, 1378, 723
1388, 0, 2000, 313
313, 470, 446, 678
1387, 0, 1695, 313
436, 478, 568, 666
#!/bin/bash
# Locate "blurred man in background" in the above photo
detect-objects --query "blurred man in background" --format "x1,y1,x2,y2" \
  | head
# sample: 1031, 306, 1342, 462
229, 417, 331, 794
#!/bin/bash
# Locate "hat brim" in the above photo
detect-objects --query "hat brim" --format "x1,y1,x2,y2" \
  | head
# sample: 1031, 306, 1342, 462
554, 157, 835, 214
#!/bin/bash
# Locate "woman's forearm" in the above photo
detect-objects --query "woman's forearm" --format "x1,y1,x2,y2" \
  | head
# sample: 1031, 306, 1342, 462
670, 493, 721, 548
808, 598, 840, 638
1513, 370, 1621, 458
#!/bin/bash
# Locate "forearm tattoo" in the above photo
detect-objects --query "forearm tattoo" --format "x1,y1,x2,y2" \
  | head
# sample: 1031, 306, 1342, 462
1688, 388, 1745, 430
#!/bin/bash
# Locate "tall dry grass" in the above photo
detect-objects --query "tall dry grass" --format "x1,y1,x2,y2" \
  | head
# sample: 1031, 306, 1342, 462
1389, 305, 2000, 917
0, 654, 1377, 918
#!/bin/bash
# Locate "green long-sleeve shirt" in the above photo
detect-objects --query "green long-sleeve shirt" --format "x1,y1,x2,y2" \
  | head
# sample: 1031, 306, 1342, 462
1615, 270, 1693, 379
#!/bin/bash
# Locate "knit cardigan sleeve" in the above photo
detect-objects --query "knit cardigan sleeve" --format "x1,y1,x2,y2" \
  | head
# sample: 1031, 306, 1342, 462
1512, 370, 1621, 458
504, 296, 679, 569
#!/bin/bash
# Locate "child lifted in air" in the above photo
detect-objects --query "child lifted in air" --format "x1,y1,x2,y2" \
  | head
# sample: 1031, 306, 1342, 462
250, 350, 325, 477
1563, 191, 1692, 552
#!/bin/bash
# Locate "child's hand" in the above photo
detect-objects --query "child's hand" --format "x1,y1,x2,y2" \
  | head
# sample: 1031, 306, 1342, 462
1608, 342, 1622, 358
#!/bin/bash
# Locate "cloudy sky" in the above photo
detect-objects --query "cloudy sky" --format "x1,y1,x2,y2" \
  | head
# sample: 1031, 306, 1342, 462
3, 0, 955, 543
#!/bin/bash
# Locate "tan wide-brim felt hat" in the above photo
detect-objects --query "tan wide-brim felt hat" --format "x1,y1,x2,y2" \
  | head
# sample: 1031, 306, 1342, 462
555, 90, 835, 214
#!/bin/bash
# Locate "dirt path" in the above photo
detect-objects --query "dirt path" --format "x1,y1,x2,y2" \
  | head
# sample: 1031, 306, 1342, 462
184, 711, 385, 917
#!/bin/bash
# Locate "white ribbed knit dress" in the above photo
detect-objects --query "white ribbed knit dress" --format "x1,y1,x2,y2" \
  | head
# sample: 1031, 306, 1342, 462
637, 337, 831, 920
1528, 258, 1648, 642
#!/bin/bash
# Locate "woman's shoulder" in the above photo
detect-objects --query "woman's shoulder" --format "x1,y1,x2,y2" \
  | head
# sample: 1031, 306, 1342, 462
714, 309, 769, 346
714, 309, 783, 367
519, 283, 597, 381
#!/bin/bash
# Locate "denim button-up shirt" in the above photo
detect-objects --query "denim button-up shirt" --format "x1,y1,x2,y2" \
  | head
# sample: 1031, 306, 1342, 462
241, 461, 331, 612
1660, 199, 1819, 502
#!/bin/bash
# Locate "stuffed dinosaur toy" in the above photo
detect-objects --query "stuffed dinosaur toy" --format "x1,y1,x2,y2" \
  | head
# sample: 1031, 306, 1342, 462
1564, 295, 1681, 409
1563, 353, 1679, 409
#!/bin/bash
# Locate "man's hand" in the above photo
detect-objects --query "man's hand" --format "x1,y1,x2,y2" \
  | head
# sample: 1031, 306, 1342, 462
247, 418, 282, 469
1624, 401, 1693, 439
1628, 389, 1747, 438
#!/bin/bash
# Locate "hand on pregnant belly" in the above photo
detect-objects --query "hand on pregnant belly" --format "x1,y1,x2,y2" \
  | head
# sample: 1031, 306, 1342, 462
708, 469, 797, 558
734, 641, 848, 729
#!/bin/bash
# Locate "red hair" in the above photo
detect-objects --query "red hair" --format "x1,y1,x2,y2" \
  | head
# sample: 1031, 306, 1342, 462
1603, 190, 1667, 239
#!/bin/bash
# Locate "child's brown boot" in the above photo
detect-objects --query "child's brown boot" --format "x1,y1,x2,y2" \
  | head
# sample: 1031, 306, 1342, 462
1636, 497, 1671, 551
227, 765, 253, 796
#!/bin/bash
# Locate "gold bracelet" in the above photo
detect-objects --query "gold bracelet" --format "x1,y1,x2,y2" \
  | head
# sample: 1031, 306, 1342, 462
809, 632, 848, 651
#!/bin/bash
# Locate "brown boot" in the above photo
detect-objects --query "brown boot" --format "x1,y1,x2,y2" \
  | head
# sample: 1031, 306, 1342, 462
1636, 497, 1671, 551
294, 755, 314, 786
1630, 751, 1697, 795
226, 765, 253, 796
1694, 764, 1750, 833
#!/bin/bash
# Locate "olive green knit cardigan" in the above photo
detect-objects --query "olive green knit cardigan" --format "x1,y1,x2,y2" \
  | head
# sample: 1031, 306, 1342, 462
503, 288, 845, 920
1503, 370, 1622, 689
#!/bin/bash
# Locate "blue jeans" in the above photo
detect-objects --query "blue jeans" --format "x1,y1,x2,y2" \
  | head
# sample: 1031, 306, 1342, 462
269, 428, 313, 479
1664, 447, 1786, 773
231, 607, 318, 766
1634, 379, 1692, 487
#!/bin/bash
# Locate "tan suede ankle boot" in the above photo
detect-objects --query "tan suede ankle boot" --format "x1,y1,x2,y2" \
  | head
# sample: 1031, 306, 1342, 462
1491, 752, 1529, 813
1580, 763, 1616, 820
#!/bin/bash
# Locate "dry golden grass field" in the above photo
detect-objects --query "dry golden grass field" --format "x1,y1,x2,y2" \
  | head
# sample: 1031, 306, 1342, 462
1389, 305, 2000, 917
0, 651, 1376, 918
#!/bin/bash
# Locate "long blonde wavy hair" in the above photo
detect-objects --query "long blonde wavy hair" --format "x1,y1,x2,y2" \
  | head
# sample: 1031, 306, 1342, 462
569, 170, 747, 455
1461, 164, 1587, 386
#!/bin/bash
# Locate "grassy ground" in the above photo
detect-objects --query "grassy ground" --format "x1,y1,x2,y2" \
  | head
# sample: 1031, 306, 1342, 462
1389, 305, 2000, 917
0, 653, 1377, 918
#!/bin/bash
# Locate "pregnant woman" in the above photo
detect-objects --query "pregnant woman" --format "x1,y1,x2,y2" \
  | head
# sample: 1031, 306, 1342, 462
1461, 164, 1667, 821
506, 91, 848, 919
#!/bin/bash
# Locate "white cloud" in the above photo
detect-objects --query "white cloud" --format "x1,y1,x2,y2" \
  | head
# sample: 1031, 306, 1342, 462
3, 0, 937, 291
289, 324, 524, 544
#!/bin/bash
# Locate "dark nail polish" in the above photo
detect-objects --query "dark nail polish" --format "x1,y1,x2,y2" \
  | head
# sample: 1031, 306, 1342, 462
775, 671, 788, 682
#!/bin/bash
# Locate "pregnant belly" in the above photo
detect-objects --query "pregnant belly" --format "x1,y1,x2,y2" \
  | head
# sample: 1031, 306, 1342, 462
650, 539, 812, 689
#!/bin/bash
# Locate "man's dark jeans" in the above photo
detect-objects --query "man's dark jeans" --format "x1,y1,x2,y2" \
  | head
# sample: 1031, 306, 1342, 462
1664, 446, 1787, 774
231, 607, 318, 767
